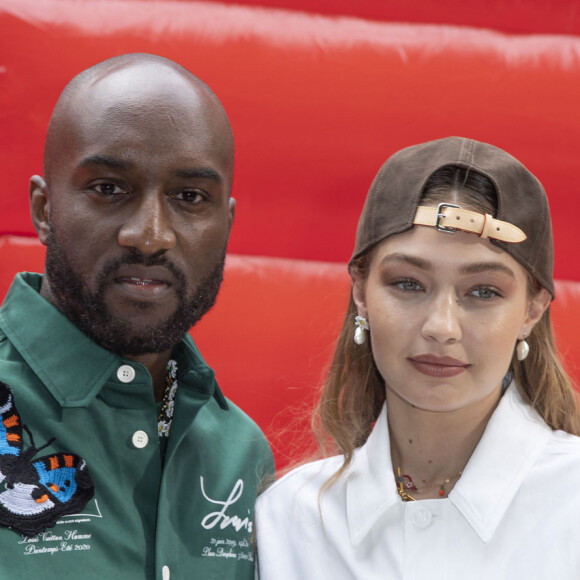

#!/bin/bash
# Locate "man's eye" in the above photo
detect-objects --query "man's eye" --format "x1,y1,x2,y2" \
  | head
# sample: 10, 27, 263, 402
175, 190, 205, 203
93, 183, 125, 196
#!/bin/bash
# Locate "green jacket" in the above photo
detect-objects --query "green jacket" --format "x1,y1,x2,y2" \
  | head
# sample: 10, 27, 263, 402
0, 273, 273, 579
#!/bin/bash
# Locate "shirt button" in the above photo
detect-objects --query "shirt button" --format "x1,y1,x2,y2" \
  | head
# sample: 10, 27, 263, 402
117, 365, 136, 383
411, 507, 433, 529
162, 565, 170, 580
132, 430, 149, 449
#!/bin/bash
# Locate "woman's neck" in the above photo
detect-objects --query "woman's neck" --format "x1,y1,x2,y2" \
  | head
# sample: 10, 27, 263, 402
387, 386, 501, 499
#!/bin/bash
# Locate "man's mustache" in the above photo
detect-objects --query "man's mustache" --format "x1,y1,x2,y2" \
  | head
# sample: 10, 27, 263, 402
98, 253, 187, 289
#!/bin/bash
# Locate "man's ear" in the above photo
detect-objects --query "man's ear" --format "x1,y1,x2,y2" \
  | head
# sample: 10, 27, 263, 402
29, 176, 51, 246
351, 276, 368, 320
228, 196, 236, 228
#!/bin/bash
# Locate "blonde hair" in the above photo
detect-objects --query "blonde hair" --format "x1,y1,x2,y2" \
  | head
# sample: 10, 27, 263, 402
312, 166, 580, 488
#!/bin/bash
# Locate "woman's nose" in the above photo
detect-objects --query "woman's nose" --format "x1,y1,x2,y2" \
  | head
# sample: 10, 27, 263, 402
421, 291, 463, 344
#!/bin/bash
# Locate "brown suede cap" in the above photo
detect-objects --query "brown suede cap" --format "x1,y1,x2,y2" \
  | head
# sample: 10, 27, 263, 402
350, 137, 555, 298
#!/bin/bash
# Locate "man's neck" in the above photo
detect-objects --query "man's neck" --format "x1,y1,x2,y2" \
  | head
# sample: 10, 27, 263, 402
124, 351, 173, 402
40, 271, 174, 402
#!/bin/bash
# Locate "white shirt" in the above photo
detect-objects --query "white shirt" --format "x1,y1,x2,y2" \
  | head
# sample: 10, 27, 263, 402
255, 385, 580, 579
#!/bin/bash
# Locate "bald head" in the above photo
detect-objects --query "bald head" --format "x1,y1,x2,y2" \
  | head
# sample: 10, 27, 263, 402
30, 54, 237, 357
44, 53, 234, 187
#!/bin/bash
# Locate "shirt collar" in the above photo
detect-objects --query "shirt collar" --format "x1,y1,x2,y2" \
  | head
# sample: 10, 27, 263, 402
0, 272, 227, 409
172, 337, 229, 410
345, 383, 552, 546
449, 384, 551, 541
346, 403, 400, 546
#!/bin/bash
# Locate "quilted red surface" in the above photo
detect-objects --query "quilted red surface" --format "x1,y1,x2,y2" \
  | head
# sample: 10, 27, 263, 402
1, 236, 579, 467
1, 0, 579, 281
1, 0, 579, 466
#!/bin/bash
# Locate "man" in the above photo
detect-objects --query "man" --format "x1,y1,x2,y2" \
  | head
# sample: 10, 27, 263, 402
0, 53, 273, 579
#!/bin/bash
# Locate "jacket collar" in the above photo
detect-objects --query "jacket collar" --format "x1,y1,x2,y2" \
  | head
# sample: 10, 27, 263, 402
0, 273, 227, 409
345, 384, 552, 546
346, 403, 400, 546
448, 385, 551, 541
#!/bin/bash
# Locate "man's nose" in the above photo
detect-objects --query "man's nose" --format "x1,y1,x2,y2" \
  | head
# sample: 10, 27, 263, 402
117, 193, 177, 254
421, 291, 463, 344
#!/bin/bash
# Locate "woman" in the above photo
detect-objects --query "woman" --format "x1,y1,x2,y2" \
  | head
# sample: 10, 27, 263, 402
255, 137, 580, 579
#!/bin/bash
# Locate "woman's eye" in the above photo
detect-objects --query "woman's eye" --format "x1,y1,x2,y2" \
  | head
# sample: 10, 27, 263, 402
93, 183, 125, 196
470, 287, 501, 299
393, 279, 423, 292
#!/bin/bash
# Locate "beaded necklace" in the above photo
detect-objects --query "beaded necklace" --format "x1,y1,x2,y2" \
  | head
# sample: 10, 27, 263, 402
158, 359, 178, 437
396, 467, 462, 501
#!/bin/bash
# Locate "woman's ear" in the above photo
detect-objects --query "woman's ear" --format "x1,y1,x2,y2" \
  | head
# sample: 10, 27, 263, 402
351, 277, 368, 320
29, 176, 51, 246
523, 288, 551, 334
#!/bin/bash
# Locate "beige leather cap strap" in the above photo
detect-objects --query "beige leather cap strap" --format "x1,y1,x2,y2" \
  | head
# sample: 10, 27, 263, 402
413, 204, 527, 243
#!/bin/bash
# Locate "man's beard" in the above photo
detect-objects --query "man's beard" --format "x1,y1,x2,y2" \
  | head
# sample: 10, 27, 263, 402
44, 229, 225, 356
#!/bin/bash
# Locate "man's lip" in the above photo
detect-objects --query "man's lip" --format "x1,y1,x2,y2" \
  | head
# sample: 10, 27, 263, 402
408, 354, 470, 378
110, 265, 177, 301
113, 265, 175, 287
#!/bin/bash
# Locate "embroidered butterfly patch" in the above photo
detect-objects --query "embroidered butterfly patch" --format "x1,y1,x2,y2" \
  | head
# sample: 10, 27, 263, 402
0, 381, 94, 537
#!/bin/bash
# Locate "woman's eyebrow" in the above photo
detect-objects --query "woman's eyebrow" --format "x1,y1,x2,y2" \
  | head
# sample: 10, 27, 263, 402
379, 254, 516, 278
459, 262, 516, 278
378, 254, 432, 270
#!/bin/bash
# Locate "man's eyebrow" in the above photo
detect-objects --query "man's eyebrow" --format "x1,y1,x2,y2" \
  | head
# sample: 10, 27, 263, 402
78, 155, 131, 171
175, 167, 223, 183
77, 158, 222, 184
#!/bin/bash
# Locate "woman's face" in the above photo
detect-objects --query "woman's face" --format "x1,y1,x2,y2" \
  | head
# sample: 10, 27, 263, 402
353, 225, 550, 413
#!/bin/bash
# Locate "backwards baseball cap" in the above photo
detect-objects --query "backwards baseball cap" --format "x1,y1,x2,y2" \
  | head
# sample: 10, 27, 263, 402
350, 137, 554, 298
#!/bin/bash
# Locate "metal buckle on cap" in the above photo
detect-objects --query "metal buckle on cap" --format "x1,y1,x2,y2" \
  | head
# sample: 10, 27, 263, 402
436, 203, 461, 233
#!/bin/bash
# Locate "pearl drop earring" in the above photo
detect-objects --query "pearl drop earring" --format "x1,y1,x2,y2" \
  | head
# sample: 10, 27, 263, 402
354, 316, 369, 345
516, 331, 529, 361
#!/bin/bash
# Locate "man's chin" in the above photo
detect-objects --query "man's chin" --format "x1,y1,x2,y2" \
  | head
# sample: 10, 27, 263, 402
84, 314, 189, 356
105, 306, 179, 328
44, 227, 226, 356
103, 286, 179, 315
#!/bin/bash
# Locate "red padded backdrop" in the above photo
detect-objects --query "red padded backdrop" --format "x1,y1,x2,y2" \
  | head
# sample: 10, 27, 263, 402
201, 0, 580, 35
2, 237, 579, 467
2, 0, 580, 466
1, 0, 580, 281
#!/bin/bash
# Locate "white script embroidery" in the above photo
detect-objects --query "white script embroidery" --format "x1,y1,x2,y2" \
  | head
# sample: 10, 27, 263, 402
200, 477, 253, 533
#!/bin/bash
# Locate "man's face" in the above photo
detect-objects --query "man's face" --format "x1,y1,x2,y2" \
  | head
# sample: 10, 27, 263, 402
35, 68, 235, 355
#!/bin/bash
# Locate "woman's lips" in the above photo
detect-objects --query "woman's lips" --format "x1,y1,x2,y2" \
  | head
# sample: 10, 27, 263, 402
408, 354, 471, 378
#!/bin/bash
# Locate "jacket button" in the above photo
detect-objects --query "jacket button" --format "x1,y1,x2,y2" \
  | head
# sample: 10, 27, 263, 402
410, 507, 432, 529
117, 365, 136, 383
162, 565, 170, 579
132, 430, 149, 449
